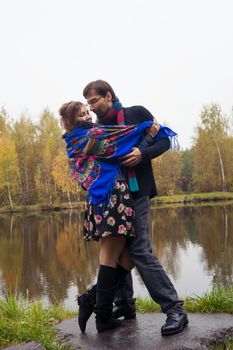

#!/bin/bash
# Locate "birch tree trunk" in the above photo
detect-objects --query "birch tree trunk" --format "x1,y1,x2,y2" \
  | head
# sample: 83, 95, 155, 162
7, 182, 13, 210
67, 189, 72, 208
215, 141, 226, 191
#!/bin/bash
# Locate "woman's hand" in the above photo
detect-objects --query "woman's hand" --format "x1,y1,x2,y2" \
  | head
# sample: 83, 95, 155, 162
148, 123, 160, 138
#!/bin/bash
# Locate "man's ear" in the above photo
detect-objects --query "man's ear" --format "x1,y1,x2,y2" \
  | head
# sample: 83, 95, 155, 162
106, 91, 112, 102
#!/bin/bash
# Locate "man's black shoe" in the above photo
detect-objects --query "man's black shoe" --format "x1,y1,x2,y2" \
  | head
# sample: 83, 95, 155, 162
77, 285, 96, 333
161, 311, 189, 336
112, 302, 136, 320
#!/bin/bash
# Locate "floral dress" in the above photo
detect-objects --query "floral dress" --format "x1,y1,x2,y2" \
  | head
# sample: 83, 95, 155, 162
83, 180, 135, 241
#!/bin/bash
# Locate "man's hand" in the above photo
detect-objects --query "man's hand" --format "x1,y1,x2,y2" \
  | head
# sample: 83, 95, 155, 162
121, 147, 142, 167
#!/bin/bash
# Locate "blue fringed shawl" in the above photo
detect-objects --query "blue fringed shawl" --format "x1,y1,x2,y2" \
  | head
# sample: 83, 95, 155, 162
64, 122, 177, 206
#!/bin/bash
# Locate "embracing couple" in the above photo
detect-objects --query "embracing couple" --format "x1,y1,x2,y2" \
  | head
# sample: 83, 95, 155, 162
60, 80, 188, 336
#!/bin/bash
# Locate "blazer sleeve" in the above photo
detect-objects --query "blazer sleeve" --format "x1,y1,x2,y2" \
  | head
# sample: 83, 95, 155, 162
134, 106, 170, 161
139, 137, 170, 162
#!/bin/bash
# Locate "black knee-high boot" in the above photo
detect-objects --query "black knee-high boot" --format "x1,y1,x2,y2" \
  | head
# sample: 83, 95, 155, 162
94, 265, 122, 333
77, 264, 130, 332
116, 264, 131, 289
77, 285, 97, 332
112, 265, 136, 320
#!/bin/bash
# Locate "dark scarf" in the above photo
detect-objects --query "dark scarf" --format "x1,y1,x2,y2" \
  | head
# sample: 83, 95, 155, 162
100, 101, 139, 191
99, 100, 125, 125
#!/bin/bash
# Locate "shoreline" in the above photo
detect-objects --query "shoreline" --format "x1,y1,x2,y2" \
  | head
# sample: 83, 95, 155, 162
1, 192, 233, 214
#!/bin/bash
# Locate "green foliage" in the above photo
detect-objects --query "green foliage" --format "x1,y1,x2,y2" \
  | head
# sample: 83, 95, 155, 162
151, 192, 233, 206
179, 148, 194, 192
0, 294, 75, 349
184, 285, 233, 313
136, 297, 161, 312
152, 150, 182, 195
212, 340, 233, 350
136, 286, 233, 313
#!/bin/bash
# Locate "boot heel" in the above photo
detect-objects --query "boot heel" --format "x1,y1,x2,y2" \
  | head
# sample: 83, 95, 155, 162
77, 285, 96, 333
96, 318, 122, 333
124, 312, 136, 320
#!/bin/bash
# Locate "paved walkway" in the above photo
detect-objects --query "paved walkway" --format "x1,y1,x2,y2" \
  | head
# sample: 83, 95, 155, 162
56, 313, 233, 350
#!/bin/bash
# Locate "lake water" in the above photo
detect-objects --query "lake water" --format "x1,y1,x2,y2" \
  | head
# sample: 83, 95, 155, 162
0, 202, 232, 310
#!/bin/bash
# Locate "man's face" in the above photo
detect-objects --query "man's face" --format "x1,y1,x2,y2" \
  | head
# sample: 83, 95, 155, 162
85, 89, 113, 119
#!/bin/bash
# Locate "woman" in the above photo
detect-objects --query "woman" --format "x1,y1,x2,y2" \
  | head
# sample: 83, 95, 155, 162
59, 101, 175, 333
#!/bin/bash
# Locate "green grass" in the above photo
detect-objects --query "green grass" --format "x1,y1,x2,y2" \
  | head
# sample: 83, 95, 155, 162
1, 286, 233, 349
212, 339, 233, 350
136, 285, 233, 313
184, 286, 233, 313
151, 192, 233, 206
0, 294, 76, 350
0, 202, 85, 214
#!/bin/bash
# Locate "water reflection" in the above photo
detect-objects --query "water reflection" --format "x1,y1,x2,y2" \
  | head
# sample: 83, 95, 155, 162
0, 211, 99, 304
0, 203, 232, 309
149, 204, 233, 293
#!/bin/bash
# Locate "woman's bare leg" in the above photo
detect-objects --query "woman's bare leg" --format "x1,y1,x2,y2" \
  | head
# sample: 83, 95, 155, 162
119, 247, 134, 271
99, 235, 126, 267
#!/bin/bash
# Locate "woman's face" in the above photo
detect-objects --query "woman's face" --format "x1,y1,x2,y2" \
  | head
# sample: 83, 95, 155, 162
75, 105, 92, 123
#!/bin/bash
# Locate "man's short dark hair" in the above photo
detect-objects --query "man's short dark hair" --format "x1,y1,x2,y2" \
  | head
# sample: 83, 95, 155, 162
83, 80, 119, 102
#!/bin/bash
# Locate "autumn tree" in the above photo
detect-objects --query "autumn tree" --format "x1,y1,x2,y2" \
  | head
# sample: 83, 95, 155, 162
193, 104, 231, 192
0, 108, 19, 207
0, 107, 12, 136
0, 136, 19, 208
152, 150, 182, 195
52, 149, 81, 206
179, 149, 194, 192
35, 109, 63, 203
12, 115, 38, 204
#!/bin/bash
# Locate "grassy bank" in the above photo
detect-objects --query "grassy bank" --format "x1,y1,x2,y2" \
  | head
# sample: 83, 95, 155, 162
213, 340, 233, 350
151, 191, 233, 206
1, 192, 233, 214
136, 285, 233, 313
0, 295, 76, 350
0, 286, 232, 349
0, 202, 85, 214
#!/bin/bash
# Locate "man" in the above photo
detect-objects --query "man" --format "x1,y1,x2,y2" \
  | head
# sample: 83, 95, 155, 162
81, 80, 188, 336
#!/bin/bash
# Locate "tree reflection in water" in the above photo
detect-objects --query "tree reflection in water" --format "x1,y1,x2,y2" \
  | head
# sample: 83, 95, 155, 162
0, 211, 99, 303
149, 204, 233, 287
0, 203, 232, 305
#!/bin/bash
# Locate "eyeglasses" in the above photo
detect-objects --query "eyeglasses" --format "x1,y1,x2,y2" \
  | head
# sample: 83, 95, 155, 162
86, 96, 103, 107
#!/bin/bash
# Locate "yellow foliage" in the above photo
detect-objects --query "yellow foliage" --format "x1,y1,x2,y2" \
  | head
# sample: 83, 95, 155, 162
0, 136, 19, 190
52, 149, 77, 194
152, 151, 182, 195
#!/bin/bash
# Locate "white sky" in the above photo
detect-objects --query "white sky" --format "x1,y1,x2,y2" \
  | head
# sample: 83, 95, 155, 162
1, 0, 233, 149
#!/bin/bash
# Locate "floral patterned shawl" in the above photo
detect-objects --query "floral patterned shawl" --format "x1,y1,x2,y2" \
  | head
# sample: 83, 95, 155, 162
64, 122, 177, 206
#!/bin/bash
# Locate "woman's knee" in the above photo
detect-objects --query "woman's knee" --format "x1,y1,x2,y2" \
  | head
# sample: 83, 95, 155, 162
99, 236, 126, 266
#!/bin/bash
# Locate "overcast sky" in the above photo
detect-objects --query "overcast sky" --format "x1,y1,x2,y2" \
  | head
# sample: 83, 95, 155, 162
1, 0, 233, 149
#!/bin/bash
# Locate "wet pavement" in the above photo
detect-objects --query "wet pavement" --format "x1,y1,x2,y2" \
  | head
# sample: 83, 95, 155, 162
1, 341, 45, 350
56, 313, 233, 350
